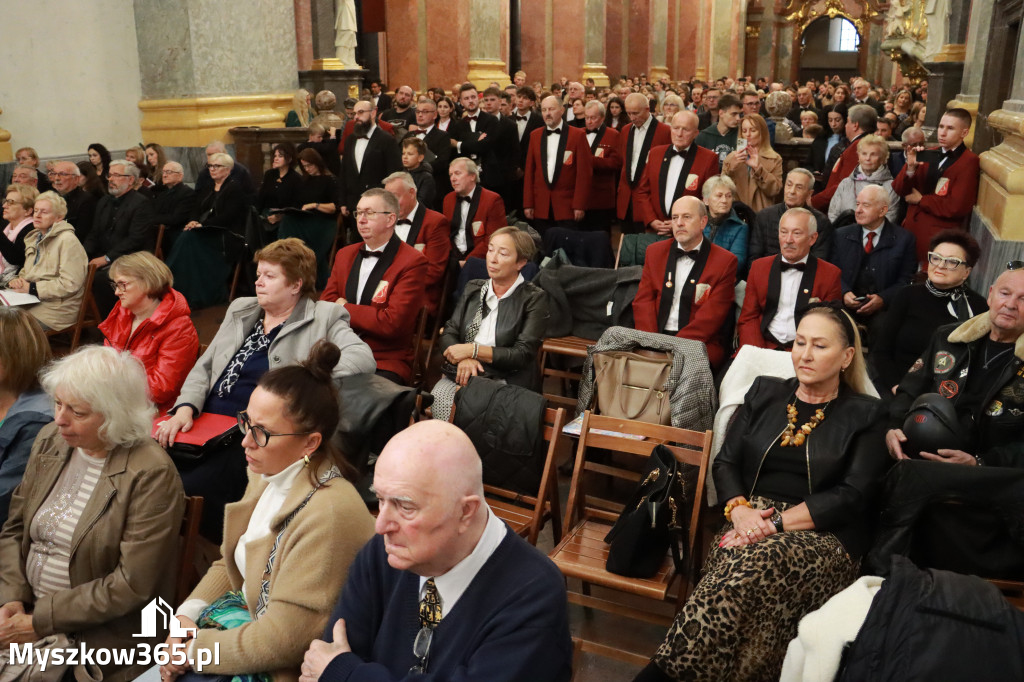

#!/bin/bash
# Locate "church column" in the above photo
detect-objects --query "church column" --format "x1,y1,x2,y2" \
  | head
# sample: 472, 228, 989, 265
134, 0, 296, 152
466, 0, 509, 88
0, 108, 11, 162
648, 0, 670, 81
581, 0, 610, 86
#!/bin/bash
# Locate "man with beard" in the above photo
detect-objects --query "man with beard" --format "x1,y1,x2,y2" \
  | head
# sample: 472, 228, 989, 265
340, 98, 403, 217
380, 85, 417, 130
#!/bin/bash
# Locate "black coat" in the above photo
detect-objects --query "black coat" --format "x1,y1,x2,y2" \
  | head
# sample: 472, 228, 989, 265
62, 187, 98, 242
714, 376, 889, 557
152, 182, 199, 230
830, 219, 917, 302
341, 126, 402, 211
749, 202, 834, 263
450, 111, 509, 192
84, 189, 157, 261
195, 177, 249, 235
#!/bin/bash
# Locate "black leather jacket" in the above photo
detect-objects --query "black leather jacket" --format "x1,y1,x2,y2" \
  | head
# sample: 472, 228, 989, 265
714, 376, 890, 557
440, 279, 549, 390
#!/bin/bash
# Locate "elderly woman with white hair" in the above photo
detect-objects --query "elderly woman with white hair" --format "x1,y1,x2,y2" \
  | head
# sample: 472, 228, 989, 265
0, 346, 185, 682
4, 191, 88, 331
701, 175, 750, 272
827, 133, 901, 226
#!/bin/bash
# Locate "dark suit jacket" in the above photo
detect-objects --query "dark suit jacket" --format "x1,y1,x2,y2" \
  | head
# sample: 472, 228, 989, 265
62, 187, 98, 242
811, 134, 863, 212
514, 111, 545, 168
737, 255, 843, 349
443, 186, 506, 260
451, 111, 508, 192
320, 236, 427, 383
413, 126, 453, 188
632, 238, 737, 368
749, 202, 834, 263
634, 144, 720, 226
152, 183, 198, 231
400, 204, 451, 315
786, 104, 823, 130
491, 114, 522, 186
892, 145, 980, 263
616, 119, 672, 219
337, 119, 396, 154
341, 126, 403, 211
84, 189, 156, 261
831, 219, 918, 303
585, 126, 621, 211
373, 93, 392, 114
523, 125, 593, 220
195, 162, 255, 199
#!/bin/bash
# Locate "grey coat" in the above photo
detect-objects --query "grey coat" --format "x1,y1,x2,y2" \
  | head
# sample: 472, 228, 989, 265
173, 296, 376, 414
828, 164, 901, 224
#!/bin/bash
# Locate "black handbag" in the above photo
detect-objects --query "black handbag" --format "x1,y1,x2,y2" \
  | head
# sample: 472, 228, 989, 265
603, 444, 689, 578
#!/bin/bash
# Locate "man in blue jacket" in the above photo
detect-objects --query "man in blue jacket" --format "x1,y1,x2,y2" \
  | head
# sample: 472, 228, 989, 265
301, 420, 573, 682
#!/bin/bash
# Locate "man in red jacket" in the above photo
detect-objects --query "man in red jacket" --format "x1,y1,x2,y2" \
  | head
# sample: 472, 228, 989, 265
443, 158, 507, 262
892, 108, 980, 264
738, 207, 842, 351
383, 171, 451, 316
634, 110, 720, 234
633, 195, 738, 369
582, 100, 621, 232
810, 103, 877, 212
617, 92, 672, 231
321, 188, 427, 384
523, 95, 593, 232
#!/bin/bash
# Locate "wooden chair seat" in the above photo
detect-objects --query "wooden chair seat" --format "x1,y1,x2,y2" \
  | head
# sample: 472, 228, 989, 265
540, 336, 596, 408
988, 578, 1024, 609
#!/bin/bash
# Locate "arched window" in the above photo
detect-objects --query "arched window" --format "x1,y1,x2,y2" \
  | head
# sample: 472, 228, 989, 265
828, 17, 860, 52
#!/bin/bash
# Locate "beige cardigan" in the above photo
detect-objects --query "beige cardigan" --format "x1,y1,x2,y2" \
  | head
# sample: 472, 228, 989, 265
17, 220, 87, 330
722, 150, 783, 212
188, 462, 375, 682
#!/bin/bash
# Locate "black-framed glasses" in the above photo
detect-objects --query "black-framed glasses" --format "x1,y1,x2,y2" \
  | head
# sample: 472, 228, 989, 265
409, 626, 434, 674
207, 163, 227, 169
354, 209, 394, 220
926, 251, 967, 270
1007, 260, 1024, 271
236, 411, 312, 448
109, 279, 133, 292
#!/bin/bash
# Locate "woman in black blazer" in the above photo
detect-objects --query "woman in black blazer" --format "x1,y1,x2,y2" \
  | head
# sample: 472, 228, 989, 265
432, 227, 549, 420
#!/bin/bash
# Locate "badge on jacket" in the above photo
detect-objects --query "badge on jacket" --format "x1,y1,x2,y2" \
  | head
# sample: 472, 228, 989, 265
695, 283, 711, 304
372, 280, 389, 304
595, 147, 605, 158
935, 177, 950, 197
414, 243, 425, 251
472, 220, 483, 237
685, 174, 699, 191
564, 150, 574, 165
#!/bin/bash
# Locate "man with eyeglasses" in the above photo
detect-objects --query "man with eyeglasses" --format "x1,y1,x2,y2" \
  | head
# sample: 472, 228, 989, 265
151, 161, 198, 253
82, 159, 157, 316
194, 140, 255, 199
407, 97, 452, 200
301, 420, 572, 682
48, 160, 97, 242
340, 98, 402, 218
319, 188, 427, 385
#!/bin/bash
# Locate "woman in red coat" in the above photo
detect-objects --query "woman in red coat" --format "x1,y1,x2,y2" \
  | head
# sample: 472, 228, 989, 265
98, 251, 199, 412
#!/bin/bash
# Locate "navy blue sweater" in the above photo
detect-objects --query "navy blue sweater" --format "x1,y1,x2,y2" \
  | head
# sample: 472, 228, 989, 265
321, 530, 572, 682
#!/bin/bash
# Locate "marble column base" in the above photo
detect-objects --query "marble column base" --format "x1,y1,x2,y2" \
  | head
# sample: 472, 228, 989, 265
466, 59, 510, 90
581, 63, 611, 87
978, 108, 1024, 241
139, 94, 293, 148
299, 68, 368, 109
648, 66, 670, 81
0, 138, 10, 163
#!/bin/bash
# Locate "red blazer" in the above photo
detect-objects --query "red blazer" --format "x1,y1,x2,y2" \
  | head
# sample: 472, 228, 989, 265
811, 135, 862, 212
442, 185, 507, 260
337, 119, 396, 154
586, 126, 621, 210
320, 237, 427, 382
634, 144, 720, 226
737, 255, 843, 350
402, 205, 451, 315
892, 146, 980, 263
523, 125, 593, 220
616, 119, 672, 219
632, 239, 738, 369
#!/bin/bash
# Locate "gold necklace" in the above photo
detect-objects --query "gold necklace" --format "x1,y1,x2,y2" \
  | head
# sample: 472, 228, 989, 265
780, 401, 828, 447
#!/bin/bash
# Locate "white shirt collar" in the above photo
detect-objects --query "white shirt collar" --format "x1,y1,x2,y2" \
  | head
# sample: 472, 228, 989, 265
262, 456, 306, 489
419, 506, 507, 617
635, 116, 652, 133
486, 273, 525, 306
781, 253, 810, 266
406, 202, 420, 222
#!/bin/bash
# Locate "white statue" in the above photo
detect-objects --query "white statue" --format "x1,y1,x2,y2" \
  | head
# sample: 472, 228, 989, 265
886, 0, 910, 38
335, 0, 358, 67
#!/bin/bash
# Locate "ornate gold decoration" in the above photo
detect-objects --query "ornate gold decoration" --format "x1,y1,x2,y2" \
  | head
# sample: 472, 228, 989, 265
581, 63, 611, 87
466, 59, 510, 91
139, 94, 294, 147
746, 25, 761, 39
778, 0, 884, 35
883, 0, 928, 41
887, 48, 929, 85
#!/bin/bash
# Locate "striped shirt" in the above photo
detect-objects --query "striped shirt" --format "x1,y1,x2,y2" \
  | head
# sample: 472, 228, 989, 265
27, 449, 106, 598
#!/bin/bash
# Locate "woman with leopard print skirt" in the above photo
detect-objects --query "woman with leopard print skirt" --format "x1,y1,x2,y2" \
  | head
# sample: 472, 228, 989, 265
634, 305, 891, 682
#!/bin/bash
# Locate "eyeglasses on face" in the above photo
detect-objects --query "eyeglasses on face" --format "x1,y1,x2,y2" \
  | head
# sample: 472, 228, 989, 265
109, 279, 134, 292
236, 411, 312, 448
1, 199, 17, 207
926, 252, 967, 270
207, 164, 227, 169
108, 172, 133, 179
354, 209, 394, 220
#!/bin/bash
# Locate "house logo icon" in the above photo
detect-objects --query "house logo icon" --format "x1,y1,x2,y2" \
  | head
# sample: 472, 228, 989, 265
134, 597, 198, 639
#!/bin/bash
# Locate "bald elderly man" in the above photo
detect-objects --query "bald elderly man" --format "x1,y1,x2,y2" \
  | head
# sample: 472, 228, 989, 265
303, 420, 572, 682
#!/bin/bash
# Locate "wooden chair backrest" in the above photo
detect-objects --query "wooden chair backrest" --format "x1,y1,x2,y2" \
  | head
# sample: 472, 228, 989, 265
409, 306, 429, 388
564, 410, 712, 559
614, 233, 625, 269
154, 224, 167, 260
175, 495, 204, 605
46, 262, 101, 351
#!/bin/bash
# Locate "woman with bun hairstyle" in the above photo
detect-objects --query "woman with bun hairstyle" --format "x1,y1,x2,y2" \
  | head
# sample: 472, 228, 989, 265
162, 340, 375, 682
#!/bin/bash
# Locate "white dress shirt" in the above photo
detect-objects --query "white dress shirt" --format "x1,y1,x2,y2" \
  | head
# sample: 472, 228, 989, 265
515, 110, 531, 140
473, 273, 525, 346
418, 506, 507, 618
396, 202, 419, 243
862, 224, 883, 250
664, 240, 702, 332
454, 193, 473, 254
356, 240, 389, 301
586, 130, 597, 147
354, 124, 377, 173
663, 146, 691, 216
767, 254, 809, 344
630, 116, 653, 181
545, 127, 562, 183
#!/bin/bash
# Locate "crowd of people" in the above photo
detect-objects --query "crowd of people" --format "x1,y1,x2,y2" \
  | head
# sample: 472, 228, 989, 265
0, 65, 1018, 682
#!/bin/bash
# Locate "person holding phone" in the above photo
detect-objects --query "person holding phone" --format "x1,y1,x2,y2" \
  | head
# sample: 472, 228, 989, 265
722, 113, 782, 212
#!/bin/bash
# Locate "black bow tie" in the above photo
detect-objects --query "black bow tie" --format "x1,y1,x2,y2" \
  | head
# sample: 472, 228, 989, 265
354, 134, 369, 140
466, 115, 478, 121
516, 115, 529, 121
397, 219, 412, 226
546, 127, 562, 136
780, 262, 806, 272
358, 249, 381, 259
458, 195, 472, 204
667, 146, 689, 158
677, 248, 700, 260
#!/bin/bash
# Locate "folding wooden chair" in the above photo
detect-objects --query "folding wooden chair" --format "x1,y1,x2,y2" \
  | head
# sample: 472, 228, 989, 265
45, 262, 102, 351
409, 306, 430, 389
175, 496, 204, 604
549, 410, 712, 665
539, 336, 595, 409
154, 224, 167, 260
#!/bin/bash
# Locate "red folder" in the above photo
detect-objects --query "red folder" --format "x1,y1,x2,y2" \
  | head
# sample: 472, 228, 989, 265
152, 412, 237, 446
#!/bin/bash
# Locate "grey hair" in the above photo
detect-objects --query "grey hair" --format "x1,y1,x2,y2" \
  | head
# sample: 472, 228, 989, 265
383, 171, 416, 192
585, 100, 606, 117
702, 174, 737, 199
859, 183, 889, 206
847, 104, 878, 133
450, 157, 479, 178
786, 167, 815, 186
781, 206, 817, 234
40, 346, 155, 448
362, 187, 400, 215
208, 152, 235, 170
14, 165, 37, 178
164, 161, 184, 174
109, 159, 140, 179
206, 141, 227, 154
901, 126, 925, 143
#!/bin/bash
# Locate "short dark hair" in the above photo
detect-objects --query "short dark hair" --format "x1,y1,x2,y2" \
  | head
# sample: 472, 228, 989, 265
401, 136, 427, 155
717, 94, 742, 112
516, 86, 537, 102
943, 107, 973, 128
459, 83, 477, 96
482, 86, 503, 98
929, 229, 981, 267
272, 142, 296, 164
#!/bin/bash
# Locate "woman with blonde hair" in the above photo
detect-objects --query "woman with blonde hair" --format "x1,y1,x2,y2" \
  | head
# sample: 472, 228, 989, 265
0, 184, 38, 285
286, 89, 313, 127
722, 112, 782, 211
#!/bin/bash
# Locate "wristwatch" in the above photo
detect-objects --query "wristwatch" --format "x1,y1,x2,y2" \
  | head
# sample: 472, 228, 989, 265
770, 510, 784, 533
